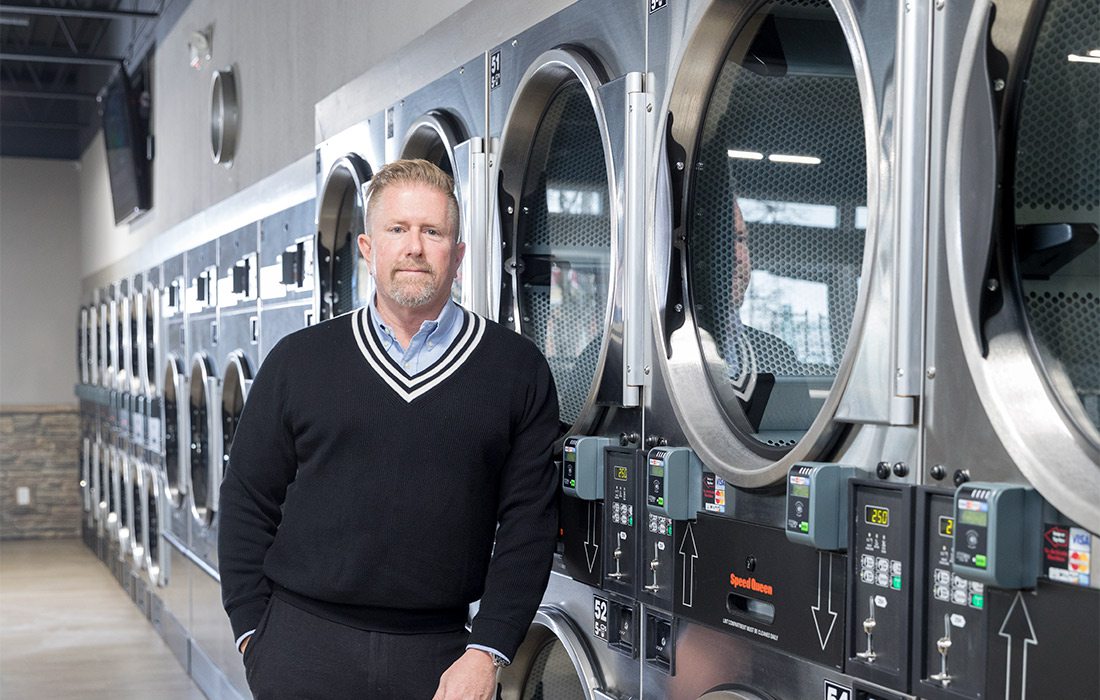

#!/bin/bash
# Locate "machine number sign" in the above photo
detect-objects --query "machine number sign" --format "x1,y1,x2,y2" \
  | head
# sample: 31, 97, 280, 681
593, 595, 609, 640
823, 680, 850, 700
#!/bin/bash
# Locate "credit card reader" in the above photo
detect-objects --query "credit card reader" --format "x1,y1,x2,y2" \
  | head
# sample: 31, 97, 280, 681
786, 462, 866, 550
952, 482, 1042, 588
562, 435, 610, 500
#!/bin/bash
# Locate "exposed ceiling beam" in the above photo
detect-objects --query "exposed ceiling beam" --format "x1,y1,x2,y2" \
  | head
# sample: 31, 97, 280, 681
0, 49, 122, 66
0, 4, 159, 22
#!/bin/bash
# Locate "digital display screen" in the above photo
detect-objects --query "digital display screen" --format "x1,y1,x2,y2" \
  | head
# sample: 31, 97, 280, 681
650, 465, 665, 478
959, 509, 988, 527
614, 466, 629, 482
865, 505, 890, 527
791, 483, 810, 498
564, 451, 576, 463
939, 515, 955, 538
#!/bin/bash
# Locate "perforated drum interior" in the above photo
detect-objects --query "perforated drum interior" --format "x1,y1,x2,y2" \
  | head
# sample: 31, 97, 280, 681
129, 293, 142, 394
144, 290, 157, 395
685, 0, 865, 450
504, 72, 613, 429
143, 469, 161, 583
129, 460, 145, 561
1012, 0, 1100, 437
221, 353, 253, 488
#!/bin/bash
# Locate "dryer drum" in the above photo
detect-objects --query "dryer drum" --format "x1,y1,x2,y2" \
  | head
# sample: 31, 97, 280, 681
129, 293, 142, 394
498, 609, 602, 700
497, 51, 618, 434
98, 303, 109, 387
130, 462, 145, 562
221, 352, 253, 481
143, 290, 158, 395
163, 357, 185, 506
317, 155, 373, 319
143, 469, 161, 583
189, 355, 216, 526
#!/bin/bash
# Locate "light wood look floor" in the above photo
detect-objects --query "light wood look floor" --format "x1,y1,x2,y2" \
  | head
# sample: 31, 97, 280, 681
0, 538, 205, 699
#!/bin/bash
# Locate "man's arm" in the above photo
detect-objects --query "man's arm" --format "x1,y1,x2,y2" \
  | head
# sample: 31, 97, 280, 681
466, 350, 561, 660
217, 339, 299, 644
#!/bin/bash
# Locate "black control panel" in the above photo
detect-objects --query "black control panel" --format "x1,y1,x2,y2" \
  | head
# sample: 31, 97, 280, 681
602, 447, 643, 599
846, 481, 914, 691
560, 492, 603, 587
913, 488, 988, 699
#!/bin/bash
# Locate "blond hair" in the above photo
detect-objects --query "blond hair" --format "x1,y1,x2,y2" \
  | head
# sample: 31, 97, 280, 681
363, 159, 461, 241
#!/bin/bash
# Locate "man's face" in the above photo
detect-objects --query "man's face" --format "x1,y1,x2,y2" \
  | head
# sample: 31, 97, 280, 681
357, 183, 464, 312
731, 200, 752, 309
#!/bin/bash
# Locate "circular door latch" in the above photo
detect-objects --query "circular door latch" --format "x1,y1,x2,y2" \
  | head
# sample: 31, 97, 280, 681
210, 67, 239, 167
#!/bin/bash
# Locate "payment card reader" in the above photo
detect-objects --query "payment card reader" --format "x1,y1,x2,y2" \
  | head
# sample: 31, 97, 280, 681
563, 435, 611, 500
952, 482, 1042, 588
646, 447, 702, 521
786, 462, 866, 550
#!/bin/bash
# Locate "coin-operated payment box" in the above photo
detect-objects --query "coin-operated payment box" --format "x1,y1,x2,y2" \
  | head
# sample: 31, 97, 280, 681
560, 435, 612, 586
640, 447, 702, 608
952, 483, 1042, 588
562, 435, 611, 500
785, 463, 866, 550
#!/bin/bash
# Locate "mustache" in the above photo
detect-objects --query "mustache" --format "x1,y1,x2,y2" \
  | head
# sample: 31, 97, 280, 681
392, 260, 433, 274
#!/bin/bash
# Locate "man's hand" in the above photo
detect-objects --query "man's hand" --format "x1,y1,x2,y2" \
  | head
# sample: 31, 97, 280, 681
431, 648, 497, 700
239, 636, 250, 654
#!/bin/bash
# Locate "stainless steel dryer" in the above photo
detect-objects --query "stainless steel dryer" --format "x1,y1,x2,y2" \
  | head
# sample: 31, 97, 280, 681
258, 198, 317, 361
488, 0, 649, 696
386, 58, 490, 314
158, 253, 192, 669
643, 0, 919, 697
315, 116, 385, 322
919, 0, 1099, 697
188, 224, 261, 700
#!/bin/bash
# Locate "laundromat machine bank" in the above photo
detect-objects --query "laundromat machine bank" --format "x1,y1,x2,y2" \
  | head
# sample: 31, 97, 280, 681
75, 0, 1098, 697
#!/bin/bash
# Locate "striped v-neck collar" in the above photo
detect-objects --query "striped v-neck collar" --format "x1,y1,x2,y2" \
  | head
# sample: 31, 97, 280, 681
351, 306, 486, 403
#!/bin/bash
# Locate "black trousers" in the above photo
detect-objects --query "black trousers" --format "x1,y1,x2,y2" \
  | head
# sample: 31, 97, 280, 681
243, 593, 469, 699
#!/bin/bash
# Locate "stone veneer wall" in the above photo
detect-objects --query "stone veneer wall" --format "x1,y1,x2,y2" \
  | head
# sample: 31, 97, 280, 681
0, 406, 81, 539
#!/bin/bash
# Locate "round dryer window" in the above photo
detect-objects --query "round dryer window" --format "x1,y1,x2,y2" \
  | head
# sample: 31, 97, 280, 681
686, 0, 866, 451
144, 290, 157, 395
221, 352, 253, 480
189, 354, 216, 525
317, 155, 373, 319
163, 357, 185, 506
504, 73, 613, 429
1011, 0, 1099, 439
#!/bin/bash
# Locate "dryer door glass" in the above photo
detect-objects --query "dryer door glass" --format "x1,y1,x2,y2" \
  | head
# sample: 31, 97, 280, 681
145, 292, 157, 394
164, 360, 183, 506
129, 295, 141, 393
318, 156, 373, 319
515, 80, 611, 428
519, 637, 587, 700
1012, 0, 1100, 437
190, 357, 213, 525
221, 356, 252, 490
687, 0, 865, 449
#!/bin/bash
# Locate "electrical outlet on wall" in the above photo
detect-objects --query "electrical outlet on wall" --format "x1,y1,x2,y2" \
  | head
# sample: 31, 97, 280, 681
15, 486, 32, 507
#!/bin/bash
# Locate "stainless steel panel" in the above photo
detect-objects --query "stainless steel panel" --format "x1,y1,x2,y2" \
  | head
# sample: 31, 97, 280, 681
190, 569, 249, 700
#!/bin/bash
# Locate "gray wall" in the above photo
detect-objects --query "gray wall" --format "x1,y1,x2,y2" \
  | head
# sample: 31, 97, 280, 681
0, 158, 83, 407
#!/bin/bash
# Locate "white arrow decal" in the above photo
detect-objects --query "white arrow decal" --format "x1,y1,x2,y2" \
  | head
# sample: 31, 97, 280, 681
584, 501, 599, 573
679, 523, 698, 608
811, 551, 838, 649
998, 591, 1038, 700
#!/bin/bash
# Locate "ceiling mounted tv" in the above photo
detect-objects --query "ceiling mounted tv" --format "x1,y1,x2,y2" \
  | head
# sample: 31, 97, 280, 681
98, 68, 152, 225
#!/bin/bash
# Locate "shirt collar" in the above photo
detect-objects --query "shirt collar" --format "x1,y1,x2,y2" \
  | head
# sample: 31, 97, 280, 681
368, 296, 461, 345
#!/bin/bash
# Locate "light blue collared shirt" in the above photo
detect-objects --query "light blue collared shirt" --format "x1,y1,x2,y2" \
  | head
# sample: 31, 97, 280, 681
368, 297, 463, 372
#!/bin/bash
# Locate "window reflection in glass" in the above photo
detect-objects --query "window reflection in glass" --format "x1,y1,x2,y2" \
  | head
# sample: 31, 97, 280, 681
516, 81, 611, 427
1013, 0, 1100, 433
688, 0, 865, 448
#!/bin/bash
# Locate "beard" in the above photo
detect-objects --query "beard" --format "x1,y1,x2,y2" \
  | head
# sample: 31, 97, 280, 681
384, 264, 439, 308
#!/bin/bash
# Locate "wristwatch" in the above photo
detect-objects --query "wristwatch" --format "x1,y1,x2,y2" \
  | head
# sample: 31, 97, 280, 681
488, 651, 509, 668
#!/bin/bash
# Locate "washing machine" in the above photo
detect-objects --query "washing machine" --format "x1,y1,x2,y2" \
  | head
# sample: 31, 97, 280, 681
916, 0, 1100, 698
487, 0, 650, 696
158, 252, 193, 669
258, 198, 317, 360
642, 0, 925, 697
385, 57, 490, 314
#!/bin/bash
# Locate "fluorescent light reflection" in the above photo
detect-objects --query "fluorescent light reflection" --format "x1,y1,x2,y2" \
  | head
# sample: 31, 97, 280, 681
727, 149, 765, 160
740, 199, 837, 229
1067, 50, 1100, 64
767, 153, 822, 165
546, 187, 604, 216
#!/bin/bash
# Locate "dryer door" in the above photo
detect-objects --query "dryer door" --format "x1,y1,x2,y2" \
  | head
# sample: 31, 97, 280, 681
317, 154, 374, 319
189, 353, 220, 527
650, 0, 888, 487
498, 608, 604, 700
142, 286, 158, 396
939, 0, 1099, 531
99, 302, 110, 388
220, 351, 253, 496
495, 48, 624, 434
163, 355, 186, 507
128, 291, 142, 395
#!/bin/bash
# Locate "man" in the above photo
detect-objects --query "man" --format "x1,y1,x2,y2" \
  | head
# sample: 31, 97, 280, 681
219, 159, 561, 699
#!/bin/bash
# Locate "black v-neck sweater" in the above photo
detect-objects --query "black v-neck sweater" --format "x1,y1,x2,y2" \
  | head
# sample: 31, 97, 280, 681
218, 307, 560, 659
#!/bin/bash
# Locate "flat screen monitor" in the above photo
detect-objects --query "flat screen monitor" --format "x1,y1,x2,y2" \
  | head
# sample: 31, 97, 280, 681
99, 70, 151, 225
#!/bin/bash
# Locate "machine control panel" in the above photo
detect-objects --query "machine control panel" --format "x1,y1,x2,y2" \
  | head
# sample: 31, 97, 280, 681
645, 446, 702, 521
952, 482, 1042, 588
603, 447, 642, 599
562, 435, 610, 500
786, 462, 866, 550
913, 488, 987, 700
846, 481, 914, 692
